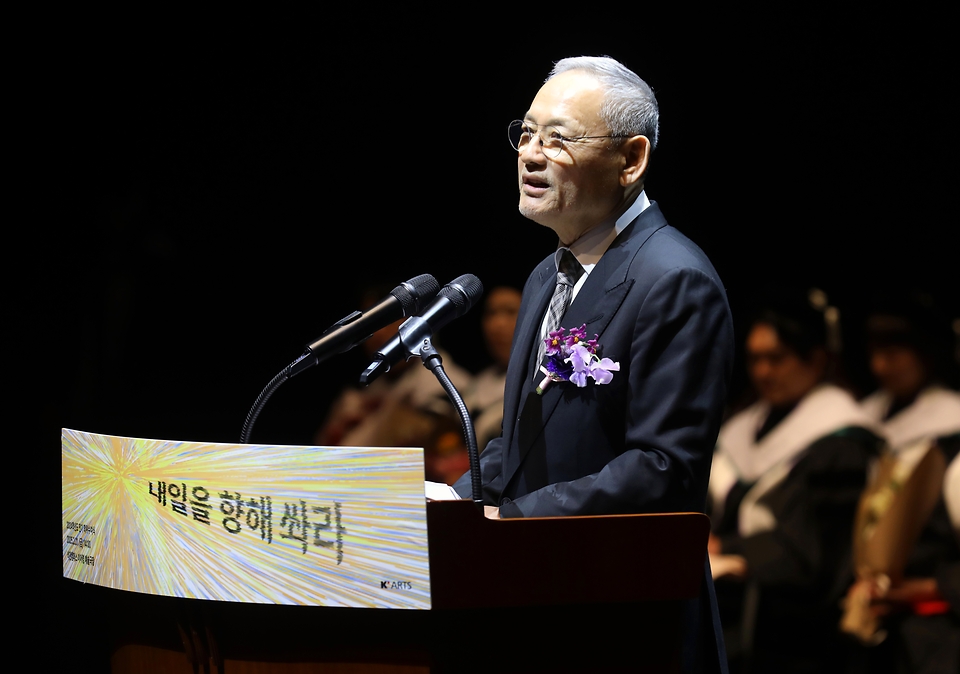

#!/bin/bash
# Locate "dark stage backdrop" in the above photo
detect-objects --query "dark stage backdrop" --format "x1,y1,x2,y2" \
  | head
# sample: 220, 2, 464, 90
48, 15, 955, 674
52, 17, 955, 450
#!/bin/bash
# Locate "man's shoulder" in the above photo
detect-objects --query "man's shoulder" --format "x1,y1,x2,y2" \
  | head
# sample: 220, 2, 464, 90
616, 204, 724, 286
635, 204, 714, 259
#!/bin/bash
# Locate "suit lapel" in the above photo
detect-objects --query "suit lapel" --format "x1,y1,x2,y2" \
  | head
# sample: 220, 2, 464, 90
562, 202, 667, 337
502, 204, 670, 492
499, 258, 555, 445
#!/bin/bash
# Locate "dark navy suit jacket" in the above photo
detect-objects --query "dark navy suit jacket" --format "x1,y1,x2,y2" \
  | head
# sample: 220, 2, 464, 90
454, 202, 734, 672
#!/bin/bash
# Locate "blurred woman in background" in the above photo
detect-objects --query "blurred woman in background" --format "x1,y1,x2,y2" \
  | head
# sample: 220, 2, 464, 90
708, 290, 884, 674
846, 295, 960, 674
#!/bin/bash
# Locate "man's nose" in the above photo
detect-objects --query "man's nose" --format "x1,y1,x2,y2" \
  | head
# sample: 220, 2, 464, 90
518, 135, 547, 164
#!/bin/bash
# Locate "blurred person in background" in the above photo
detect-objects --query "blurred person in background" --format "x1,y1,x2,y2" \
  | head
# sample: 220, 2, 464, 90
466, 285, 522, 453
708, 289, 884, 673
844, 294, 960, 674
860, 293, 959, 442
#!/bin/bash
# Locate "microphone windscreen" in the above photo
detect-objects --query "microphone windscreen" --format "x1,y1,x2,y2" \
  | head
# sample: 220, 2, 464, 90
443, 274, 484, 314
393, 274, 440, 315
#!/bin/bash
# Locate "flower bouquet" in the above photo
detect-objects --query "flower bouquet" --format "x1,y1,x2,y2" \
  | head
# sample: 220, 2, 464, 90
537, 324, 620, 394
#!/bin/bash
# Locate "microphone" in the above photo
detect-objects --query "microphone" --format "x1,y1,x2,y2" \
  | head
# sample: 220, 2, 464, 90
360, 274, 484, 385
288, 274, 440, 378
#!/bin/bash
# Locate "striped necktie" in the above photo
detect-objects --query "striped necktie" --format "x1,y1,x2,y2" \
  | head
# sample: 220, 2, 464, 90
536, 249, 584, 368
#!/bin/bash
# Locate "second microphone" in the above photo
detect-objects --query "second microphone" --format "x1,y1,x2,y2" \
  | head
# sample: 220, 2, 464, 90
360, 274, 484, 385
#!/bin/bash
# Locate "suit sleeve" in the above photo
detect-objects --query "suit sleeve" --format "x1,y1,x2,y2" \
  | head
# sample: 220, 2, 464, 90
452, 436, 504, 503
500, 266, 734, 518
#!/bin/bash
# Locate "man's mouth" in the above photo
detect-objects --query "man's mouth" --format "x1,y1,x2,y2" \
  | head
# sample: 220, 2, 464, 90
522, 176, 549, 194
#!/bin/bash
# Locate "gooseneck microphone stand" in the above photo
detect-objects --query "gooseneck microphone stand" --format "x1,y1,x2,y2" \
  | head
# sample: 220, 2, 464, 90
239, 274, 440, 445
240, 353, 311, 445
397, 327, 482, 505
426, 351, 482, 504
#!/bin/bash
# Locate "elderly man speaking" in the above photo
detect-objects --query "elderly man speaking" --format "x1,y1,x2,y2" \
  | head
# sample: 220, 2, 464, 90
453, 56, 735, 673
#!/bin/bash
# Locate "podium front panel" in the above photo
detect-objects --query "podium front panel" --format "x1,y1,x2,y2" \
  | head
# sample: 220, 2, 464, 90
61, 429, 431, 609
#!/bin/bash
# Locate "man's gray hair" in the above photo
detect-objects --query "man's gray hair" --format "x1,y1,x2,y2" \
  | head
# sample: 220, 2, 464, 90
549, 56, 659, 150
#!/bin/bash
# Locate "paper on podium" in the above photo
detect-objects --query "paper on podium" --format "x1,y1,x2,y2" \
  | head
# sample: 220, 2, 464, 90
424, 480, 461, 501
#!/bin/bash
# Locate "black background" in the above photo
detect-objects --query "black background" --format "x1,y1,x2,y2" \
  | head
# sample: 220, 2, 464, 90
52, 16, 956, 449
48, 12, 954, 671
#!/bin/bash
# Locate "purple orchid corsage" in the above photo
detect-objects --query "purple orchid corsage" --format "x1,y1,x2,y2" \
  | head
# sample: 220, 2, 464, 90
537, 324, 620, 394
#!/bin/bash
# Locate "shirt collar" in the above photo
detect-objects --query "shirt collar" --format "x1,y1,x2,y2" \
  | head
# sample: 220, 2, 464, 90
554, 190, 650, 274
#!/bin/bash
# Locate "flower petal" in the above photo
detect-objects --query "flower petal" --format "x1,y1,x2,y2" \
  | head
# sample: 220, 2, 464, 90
591, 368, 614, 385
596, 358, 620, 372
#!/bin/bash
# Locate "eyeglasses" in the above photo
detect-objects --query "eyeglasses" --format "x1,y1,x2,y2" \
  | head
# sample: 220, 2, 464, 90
508, 119, 629, 158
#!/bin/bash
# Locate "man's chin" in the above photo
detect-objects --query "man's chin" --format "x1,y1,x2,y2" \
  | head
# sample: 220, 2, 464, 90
518, 203, 554, 228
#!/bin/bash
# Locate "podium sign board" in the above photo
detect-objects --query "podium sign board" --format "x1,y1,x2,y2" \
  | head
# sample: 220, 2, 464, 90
61, 429, 431, 609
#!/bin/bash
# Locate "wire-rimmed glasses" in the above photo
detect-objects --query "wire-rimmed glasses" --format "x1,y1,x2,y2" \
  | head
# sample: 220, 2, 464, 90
508, 119, 629, 158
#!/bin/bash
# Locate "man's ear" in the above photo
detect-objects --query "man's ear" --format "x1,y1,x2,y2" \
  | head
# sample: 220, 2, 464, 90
620, 135, 651, 187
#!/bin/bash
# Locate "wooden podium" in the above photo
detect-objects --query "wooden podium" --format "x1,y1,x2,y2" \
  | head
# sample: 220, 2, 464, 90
62, 431, 708, 673
69, 500, 708, 673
